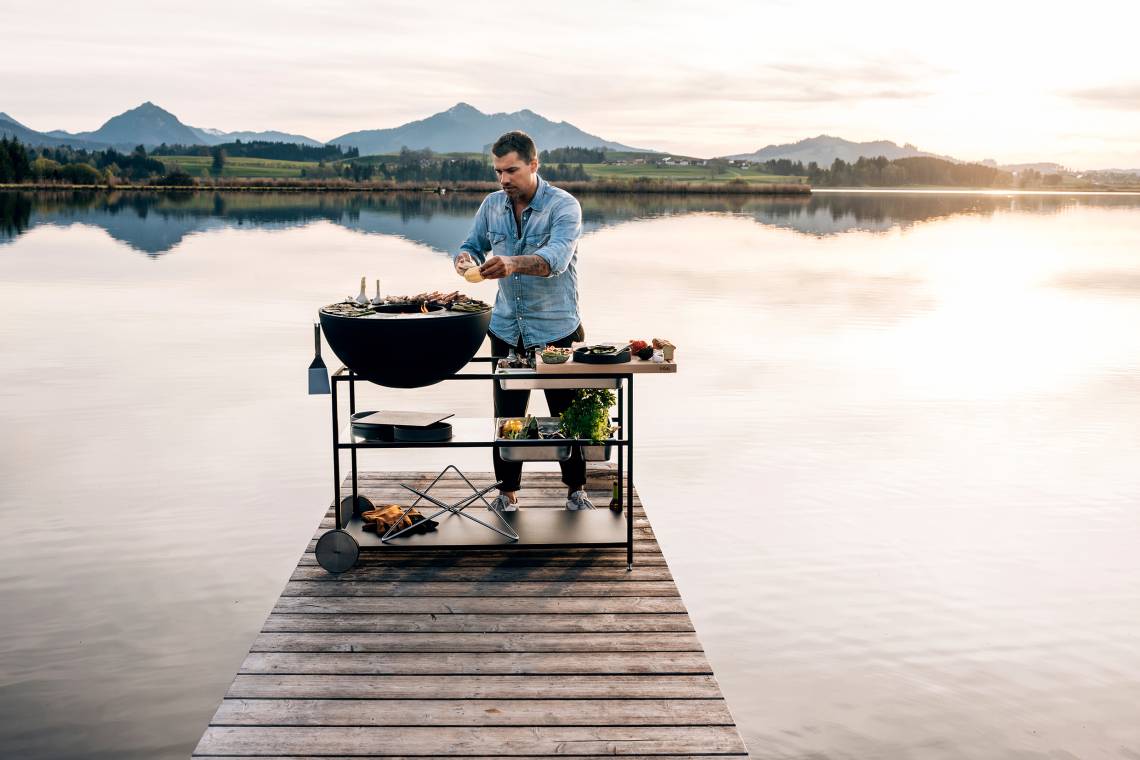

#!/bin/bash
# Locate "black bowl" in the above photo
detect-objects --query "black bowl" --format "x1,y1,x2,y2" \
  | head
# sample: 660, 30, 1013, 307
350, 410, 394, 441
393, 421, 453, 442
319, 304, 491, 388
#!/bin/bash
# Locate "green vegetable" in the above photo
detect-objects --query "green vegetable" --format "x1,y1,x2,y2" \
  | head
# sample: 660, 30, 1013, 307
559, 388, 616, 442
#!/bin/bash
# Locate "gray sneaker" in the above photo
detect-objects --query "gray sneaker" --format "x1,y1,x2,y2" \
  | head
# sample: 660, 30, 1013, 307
566, 490, 596, 511
488, 493, 519, 512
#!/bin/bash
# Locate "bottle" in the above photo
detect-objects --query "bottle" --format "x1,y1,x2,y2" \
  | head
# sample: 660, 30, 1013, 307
608, 477, 622, 511
354, 276, 369, 306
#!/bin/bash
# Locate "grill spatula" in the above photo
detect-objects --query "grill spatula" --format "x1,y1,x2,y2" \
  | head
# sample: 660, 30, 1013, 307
308, 322, 331, 395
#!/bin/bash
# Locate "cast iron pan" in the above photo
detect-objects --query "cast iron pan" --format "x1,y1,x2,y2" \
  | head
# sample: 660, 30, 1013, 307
393, 421, 453, 442
351, 410, 394, 440
573, 344, 631, 364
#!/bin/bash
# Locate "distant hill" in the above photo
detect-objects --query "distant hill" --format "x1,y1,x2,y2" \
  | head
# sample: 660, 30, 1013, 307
330, 102, 649, 156
2, 103, 323, 150
1, 113, 108, 149
726, 134, 951, 166
66, 102, 205, 147
997, 162, 1069, 174
187, 126, 323, 147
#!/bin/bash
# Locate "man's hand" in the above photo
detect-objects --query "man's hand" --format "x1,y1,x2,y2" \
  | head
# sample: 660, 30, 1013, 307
454, 252, 475, 275
479, 255, 515, 280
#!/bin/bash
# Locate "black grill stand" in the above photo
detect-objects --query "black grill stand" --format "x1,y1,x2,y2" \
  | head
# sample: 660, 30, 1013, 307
316, 357, 635, 574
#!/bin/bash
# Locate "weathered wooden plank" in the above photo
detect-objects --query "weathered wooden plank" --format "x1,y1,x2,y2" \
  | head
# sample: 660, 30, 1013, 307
262, 612, 694, 634
316, 518, 653, 536
195, 470, 748, 759
318, 515, 653, 530
281, 580, 681, 597
300, 550, 668, 565
197, 756, 747, 760
304, 537, 662, 553
290, 563, 674, 580
225, 674, 725, 699
238, 651, 713, 676
251, 631, 705, 653
272, 596, 686, 615
196, 725, 747, 756
210, 697, 736, 727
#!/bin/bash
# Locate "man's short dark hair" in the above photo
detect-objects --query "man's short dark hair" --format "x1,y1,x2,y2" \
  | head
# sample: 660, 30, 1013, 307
492, 131, 537, 163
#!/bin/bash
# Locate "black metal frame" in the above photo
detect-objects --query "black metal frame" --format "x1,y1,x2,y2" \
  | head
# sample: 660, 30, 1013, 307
330, 356, 636, 569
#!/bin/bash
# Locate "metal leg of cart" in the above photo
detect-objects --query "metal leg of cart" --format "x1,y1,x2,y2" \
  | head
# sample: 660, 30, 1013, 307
321, 366, 364, 569
349, 372, 360, 513
627, 374, 634, 571
617, 377, 624, 505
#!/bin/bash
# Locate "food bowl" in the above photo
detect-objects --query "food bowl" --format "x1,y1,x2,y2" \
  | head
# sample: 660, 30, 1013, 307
319, 303, 491, 388
393, 421, 453, 442
350, 410, 394, 440
540, 351, 571, 364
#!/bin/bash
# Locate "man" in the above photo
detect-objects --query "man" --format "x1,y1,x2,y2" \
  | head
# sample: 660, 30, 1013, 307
454, 130, 594, 513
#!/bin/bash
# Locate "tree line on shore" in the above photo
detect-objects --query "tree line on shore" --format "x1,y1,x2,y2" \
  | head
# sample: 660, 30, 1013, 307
309, 147, 588, 183
0, 136, 1067, 189
1, 137, 192, 184
151, 140, 357, 162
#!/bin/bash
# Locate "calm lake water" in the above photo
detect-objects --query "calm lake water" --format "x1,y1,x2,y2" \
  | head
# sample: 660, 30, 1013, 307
2, 189, 1140, 759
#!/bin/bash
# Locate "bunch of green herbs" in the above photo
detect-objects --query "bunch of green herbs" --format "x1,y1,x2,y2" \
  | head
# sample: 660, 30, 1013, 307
559, 388, 616, 442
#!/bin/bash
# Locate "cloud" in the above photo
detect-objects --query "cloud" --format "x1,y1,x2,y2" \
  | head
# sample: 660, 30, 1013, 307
541, 60, 936, 117
1066, 84, 1140, 110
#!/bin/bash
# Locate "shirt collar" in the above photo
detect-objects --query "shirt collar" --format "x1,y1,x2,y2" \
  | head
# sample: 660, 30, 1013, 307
528, 175, 548, 211
502, 175, 548, 212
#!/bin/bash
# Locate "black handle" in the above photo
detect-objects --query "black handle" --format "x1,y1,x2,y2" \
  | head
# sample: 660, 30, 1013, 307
313, 322, 321, 354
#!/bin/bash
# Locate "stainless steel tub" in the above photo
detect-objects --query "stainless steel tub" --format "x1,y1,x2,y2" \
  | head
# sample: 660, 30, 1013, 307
580, 443, 614, 461
495, 417, 572, 462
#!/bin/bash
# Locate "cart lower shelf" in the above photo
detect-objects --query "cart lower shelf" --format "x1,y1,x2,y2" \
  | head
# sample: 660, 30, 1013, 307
344, 506, 628, 550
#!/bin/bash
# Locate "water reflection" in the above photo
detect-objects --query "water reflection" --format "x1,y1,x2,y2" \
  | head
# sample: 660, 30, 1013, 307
5, 189, 1139, 255
4, 190, 1140, 759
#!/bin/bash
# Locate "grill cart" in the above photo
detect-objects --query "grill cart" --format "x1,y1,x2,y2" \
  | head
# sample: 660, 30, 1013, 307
311, 301, 674, 573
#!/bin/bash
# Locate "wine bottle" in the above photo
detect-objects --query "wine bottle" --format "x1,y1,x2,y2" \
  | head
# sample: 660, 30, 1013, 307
608, 477, 622, 511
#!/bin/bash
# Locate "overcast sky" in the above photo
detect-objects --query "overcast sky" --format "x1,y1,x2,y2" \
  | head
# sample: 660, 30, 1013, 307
5, 0, 1139, 168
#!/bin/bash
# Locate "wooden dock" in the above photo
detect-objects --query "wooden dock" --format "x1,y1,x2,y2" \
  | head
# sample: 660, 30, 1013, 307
193, 468, 749, 758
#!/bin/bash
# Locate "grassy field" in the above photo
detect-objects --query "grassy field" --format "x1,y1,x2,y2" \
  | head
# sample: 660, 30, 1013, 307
584, 163, 807, 184
157, 155, 317, 178
153, 152, 811, 186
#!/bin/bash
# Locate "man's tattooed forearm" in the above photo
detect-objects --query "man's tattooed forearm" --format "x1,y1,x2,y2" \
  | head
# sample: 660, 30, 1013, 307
512, 255, 551, 276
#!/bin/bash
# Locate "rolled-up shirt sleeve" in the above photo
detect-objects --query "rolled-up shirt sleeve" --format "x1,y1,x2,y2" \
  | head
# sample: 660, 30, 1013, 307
457, 200, 491, 266
533, 197, 581, 277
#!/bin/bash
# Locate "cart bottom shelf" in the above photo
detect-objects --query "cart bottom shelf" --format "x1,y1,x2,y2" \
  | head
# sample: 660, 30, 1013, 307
342, 506, 628, 550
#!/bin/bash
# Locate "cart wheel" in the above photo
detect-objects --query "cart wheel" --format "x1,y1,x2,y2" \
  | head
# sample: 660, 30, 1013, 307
315, 529, 359, 573
340, 494, 375, 518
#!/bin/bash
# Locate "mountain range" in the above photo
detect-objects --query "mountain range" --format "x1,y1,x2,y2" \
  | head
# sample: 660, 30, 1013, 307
0, 102, 328, 152
0, 101, 1076, 171
726, 135, 955, 166
0, 101, 644, 156
328, 102, 644, 155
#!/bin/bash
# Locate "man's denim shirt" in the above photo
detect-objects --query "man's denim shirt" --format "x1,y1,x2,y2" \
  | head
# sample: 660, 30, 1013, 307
456, 175, 582, 348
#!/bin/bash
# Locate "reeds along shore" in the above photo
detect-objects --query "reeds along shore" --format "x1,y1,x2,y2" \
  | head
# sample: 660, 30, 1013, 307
0, 178, 812, 194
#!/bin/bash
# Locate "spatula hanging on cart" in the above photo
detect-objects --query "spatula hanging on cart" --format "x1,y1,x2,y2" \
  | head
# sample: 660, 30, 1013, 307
308, 322, 331, 395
